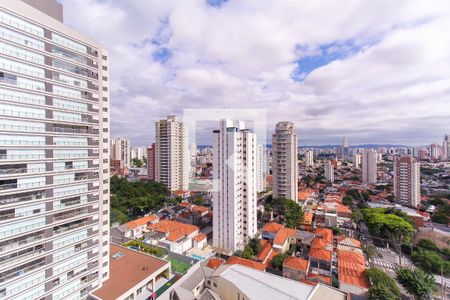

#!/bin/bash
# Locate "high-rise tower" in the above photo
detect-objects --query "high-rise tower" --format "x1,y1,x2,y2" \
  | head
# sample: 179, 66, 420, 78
0, 0, 110, 298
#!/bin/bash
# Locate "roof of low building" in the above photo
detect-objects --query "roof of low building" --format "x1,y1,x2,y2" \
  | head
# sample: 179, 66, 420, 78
283, 256, 309, 272
274, 227, 297, 246
255, 240, 273, 262
226, 256, 266, 271
336, 236, 362, 249
125, 214, 159, 230
193, 233, 207, 242
91, 244, 169, 300
314, 228, 333, 244
309, 248, 332, 261
262, 222, 283, 234
337, 250, 365, 266
206, 258, 225, 270
149, 219, 199, 242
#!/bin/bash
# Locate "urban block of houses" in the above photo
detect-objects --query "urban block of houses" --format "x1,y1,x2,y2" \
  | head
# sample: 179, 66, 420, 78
337, 250, 369, 295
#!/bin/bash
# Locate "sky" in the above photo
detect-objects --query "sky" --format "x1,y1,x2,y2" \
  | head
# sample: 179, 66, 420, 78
60, 0, 450, 146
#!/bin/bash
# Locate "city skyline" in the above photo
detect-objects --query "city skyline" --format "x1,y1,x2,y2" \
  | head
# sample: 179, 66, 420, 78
60, 0, 450, 146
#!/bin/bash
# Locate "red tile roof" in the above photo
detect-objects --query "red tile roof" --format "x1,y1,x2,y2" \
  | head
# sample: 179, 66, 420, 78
206, 258, 225, 270
314, 228, 333, 244
191, 205, 208, 214
262, 222, 283, 234
255, 240, 272, 263
125, 214, 159, 230
193, 233, 207, 242
309, 248, 332, 261
303, 212, 314, 224
274, 227, 296, 246
226, 256, 266, 271
311, 238, 330, 249
336, 236, 362, 249
178, 201, 191, 207
148, 219, 198, 242
283, 256, 308, 272
337, 250, 365, 266
307, 273, 332, 285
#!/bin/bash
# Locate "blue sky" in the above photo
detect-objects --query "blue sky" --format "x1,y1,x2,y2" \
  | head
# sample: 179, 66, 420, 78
61, 0, 450, 146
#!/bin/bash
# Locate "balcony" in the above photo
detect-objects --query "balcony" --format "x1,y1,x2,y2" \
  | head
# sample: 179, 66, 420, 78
53, 208, 88, 222
53, 219, 88, 235
0, 190, 45, 206
0, 244, 45, 269
0, 257, 45, 283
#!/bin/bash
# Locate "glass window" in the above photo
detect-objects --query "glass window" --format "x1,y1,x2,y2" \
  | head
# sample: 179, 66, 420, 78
53, 111, 87, 123
53, 85, 87, 100
0, 149, 45, 160
0, 119, 45, 132
0, 11, 44, 36
0, 27, 44, 50
54, 149, 88, 159
52, 33, 87, 54
0, 56, 44, 77
0, 134, 45, 145
0, 88, 45, 105
52, 59, 89, 77
0, 103, 45, 118
53, 98, 87, 112
51, 45, 88, 65
0, 72, 45, 91
52, 72, 87, 88
0, 217, 46, 238
0, 42, 44, 64
53, 137, 87, 146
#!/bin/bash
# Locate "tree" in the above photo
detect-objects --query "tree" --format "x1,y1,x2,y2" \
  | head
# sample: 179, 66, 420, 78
362, 208, 414, 242
343, 196, 353, 206
351, 208, 364, 224
416, 239, 439, 252
411, 249, 450, 276
248, 238, 261, 255
396, 268, 436, 300
241, 246, 253, 259
131, 158, 143, 167
366, 268, 401, 300
363, 245, 380, 260
270, 253, 287, 270
280, 198, 304, 228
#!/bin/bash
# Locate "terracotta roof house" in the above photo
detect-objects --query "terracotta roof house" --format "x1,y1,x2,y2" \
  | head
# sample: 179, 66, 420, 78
337, 250, 369, 295
110, 214, 160, 243
226, 256, 266, 271
314, 228, 333, 244
337, 237, 363, 254
255, 240, 274, 264
206, 258, 225, 270
309, 237, 333, 278
273, 227, 297, 253
147, 220, 200, 254
283, 256, 309, 281
261, 222, 283, 239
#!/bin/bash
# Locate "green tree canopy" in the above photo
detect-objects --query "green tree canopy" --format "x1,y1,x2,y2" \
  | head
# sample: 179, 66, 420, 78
396, 268, 436, 300
366, 268, 401, 300
270, 253, 287, 270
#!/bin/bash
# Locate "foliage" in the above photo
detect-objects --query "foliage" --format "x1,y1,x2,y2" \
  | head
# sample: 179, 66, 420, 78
331, 227, 343, 235
110, 175, 169, 224
395, 268, 436, 300
416, 239, 439, 252
363, 245, 380, 260
265, 197, 304, 228
131, 158, 143, 167
286, 243, 297, 256
362, 208, 414, 243
351, 208, 364, 223
192, 196, 205, 206
241, 238, 262, 259
343, 196, 353, 206
411, 248, 450, 276
365, 268, 401, 300
122, 240, 168, 257
346, 189, 361, 200
425, 197, 450, 224
270, 253, 287, 270
242, 246, 254, 259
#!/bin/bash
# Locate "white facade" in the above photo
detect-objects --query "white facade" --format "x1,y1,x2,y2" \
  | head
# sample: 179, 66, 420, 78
155, 116, 189, 192
255, 144, 265, 193
212, 120, 257, 252
324, 161, 334, 182
362, 149, 377, 184
394, 156, 420, 207
352, 153, 361, 168
429, 143, 441, 160
130, 146, 145, 161
304, 150, 314, 167
110, 137, 131, 167
0, 0, 110, 298
272, 122, 298, 202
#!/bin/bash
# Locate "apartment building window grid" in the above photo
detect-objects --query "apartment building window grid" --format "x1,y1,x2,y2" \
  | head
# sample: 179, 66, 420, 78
0, 2, 109, 299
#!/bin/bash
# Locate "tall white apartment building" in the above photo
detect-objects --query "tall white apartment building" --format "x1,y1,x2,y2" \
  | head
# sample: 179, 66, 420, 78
362, 149, 377, 184
304, 150, 313, 167
324, 160, 334, 182
352, 153, 361, 168
155, 116, 189, 192
212, 120, 257, 252
0, 1, 110, 299
394, 156, 420, 207
272, 122, 298, 202
110, 137, 130, 167
429, 143, 440, 161
255, 144, 265, 193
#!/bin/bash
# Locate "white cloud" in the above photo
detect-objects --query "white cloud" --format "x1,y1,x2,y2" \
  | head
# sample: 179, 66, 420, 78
61, 0, 450, 146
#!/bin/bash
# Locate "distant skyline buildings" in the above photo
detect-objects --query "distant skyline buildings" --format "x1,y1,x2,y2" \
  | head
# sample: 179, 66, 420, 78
111, 137, 131, 168
324, 161, 334, 182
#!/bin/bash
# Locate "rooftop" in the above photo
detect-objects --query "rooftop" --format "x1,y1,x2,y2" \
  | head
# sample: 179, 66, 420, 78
226, 256, 266, 271
283, 256, 309, 272
262, 222, 283, 234
314, 228, 333, 244
310, 248, 332, 261
148, 219, 199, 242
91, 244, 169, 300
206, 258, 225, 270
274, 227, 296, 246
125, 214, 159, 230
